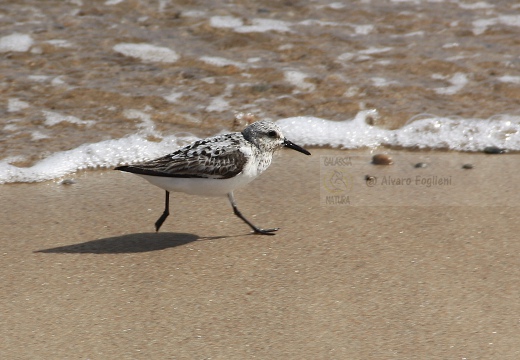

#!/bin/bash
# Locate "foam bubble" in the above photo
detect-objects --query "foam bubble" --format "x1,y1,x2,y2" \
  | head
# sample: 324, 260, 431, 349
31, 131, 50, 141
210, 17, 292, 33
236, 19, 292, 33
391, 31, 425, 38
163, 91, 183, 103
210, 15, 244, 28
200, 56, 246, 69
458, 2, 494, 9
433, 73, 468, 95
358, 47, 392, 55
45, 39, 73, 48
337, 52, 355, 62
3, 123, 19, 132
8, 98, 30, 112
51, 76, 67, 86
371, 77, 398, 87
498, 15, 520, 27
123, 109, 158, 135
328, 2, 346, 9
353, 24, 374, 35
113, 43, 179, 63
472, 18, 498, 35
43, 111, 96, 127
473, 15, 520, 35
183, 10, 206, 18
0, 33, 33, 53
206, 97, 230, 112
284, 70, 316, 92
28, 75, 50, 82
299, 19, 340, 27
498, 75, 520, 84
205, 84, 234, 112
337, 47, 391, 63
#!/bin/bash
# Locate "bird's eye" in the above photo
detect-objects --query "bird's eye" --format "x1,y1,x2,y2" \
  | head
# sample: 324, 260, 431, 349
267, 130, 277, 138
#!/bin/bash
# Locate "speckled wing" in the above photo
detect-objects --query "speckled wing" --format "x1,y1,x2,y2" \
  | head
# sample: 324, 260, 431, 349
115, 134, 248, 179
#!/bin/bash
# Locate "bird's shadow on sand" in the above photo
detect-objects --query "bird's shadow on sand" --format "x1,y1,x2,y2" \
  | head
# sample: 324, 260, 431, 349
34, 232, 228, 254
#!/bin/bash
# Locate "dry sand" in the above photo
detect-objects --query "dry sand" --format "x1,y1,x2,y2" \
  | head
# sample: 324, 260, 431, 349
1, 149, 519, 359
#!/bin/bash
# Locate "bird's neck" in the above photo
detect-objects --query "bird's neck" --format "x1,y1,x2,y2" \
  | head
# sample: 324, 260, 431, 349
251, 147, 274, 174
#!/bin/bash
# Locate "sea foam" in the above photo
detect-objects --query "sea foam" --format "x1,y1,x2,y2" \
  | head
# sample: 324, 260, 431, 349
113, 43, 179, 63
0, 33, 33, 53
209, 16, 291, 33
1, 111, 519, 184
277, 110, 520, 151
0, 134, 197, 184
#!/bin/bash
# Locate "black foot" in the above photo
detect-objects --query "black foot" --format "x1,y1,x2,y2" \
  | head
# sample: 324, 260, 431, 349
155, 212, 169, 232
228, 192, 280, 236
253, 227, 280, 235
155, 190, 170, 232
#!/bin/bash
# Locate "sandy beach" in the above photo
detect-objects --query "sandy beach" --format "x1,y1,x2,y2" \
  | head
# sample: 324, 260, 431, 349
1, 148, 519, 359
2, 1, 520, 358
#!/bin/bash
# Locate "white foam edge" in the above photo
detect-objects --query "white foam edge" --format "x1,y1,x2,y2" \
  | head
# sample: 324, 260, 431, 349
2, 111, 520, 184
277, 110, 520, 151
0, 133, 198, 184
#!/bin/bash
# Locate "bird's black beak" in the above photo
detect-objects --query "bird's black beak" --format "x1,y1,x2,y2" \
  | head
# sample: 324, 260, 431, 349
283, 138, 311, 155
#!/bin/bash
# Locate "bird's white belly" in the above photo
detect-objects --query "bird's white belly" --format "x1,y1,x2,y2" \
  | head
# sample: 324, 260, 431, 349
137, 170, 257, 197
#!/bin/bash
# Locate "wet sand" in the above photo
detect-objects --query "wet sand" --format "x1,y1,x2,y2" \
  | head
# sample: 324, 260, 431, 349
1, 149, 520, 359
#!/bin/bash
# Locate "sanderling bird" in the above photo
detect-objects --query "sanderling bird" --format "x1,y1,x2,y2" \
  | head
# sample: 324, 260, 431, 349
115, 120, 311, 235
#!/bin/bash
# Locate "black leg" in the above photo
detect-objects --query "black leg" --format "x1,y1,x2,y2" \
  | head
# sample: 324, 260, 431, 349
227, 192, 279, 235
155, 191, 170, 232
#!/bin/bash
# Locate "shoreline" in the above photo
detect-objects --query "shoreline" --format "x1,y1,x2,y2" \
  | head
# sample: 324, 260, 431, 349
1, 148, 519, 359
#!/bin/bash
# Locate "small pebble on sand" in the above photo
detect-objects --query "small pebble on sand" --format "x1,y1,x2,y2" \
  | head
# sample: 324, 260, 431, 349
372, 154, 393, 165
484, 146, 506, 154
60, 179, 76, 185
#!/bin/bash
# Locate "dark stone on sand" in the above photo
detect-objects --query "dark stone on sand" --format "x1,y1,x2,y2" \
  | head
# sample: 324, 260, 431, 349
365, 175, 377, 186
414, 162, 427, 168
484, 146, 506, 154
372, 154, 393, 165
462, 164, 474, 169
60, 179, 76, 185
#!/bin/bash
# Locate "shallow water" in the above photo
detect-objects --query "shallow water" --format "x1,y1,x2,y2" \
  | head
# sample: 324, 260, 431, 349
1, 0, 520, 182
